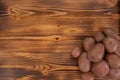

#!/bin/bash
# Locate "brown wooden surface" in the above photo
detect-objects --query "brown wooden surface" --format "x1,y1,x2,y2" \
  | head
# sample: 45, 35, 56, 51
0, 0, 120, 80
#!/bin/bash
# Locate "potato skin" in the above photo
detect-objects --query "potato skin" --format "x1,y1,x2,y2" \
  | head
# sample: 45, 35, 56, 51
94, 32, 105, 42
115, 42, 120, 56
87, 43, 105, 62
91, 60, 109, 78
71, 47, 82, 58
103, 28, 119, 40
78, 52, 91, 72
106, 54, 120, 68
109, 68, 120, 79
83, 37, 95, 52
71, 28, 120, 79
81, 72, 94, 80
103, 37, 118, 53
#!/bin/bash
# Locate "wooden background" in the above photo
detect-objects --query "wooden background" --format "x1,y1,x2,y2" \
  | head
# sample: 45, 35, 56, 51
0, 0, 120, 80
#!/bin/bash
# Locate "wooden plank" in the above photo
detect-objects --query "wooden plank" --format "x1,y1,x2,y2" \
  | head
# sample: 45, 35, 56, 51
0, 0, 119, 80
1, 0, 118, 10
0, 19, 119, 36
0, 52, 117, 80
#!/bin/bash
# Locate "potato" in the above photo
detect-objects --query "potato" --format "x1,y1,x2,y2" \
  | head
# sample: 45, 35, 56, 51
81, 72, 94, 80
109, 68, 120, 79
103, 37, 118, 53
94, 32, 105, 42
91, 60, 109, 78
83, 37, 95, 52
103, 28, 119, 40
106, 54, 120, 68
115, 41, 120, 56
71, 47, 82, 58
78, 52, 91, 72
87, 43, 105, 62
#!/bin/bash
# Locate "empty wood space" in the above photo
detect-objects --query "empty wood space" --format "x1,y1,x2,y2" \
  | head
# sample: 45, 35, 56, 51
0, 0, 120, 80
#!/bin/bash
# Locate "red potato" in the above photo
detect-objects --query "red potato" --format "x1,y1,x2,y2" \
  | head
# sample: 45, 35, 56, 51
109, 68, 120, 79
103, 28, 119, 40
81, 72, 94, 80
115, 41, 120, 56
106, 53, 120, 68
103, 37, 118, 53
91, 60, 109, 78
78, 52, 91, 72
87, 43, 105, 62
71, 28, 120, 79
94, 32, 105, 42
83, 37, 95, 52
71, 47, 82, 58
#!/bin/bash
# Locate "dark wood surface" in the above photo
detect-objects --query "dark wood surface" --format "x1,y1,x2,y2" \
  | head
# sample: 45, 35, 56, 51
0, 0, 120, 80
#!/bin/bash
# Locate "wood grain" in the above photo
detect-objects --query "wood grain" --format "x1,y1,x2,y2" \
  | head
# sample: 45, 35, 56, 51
0, 0, 120, 80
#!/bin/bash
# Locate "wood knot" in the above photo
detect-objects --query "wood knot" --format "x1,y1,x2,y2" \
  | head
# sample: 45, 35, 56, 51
55, 37, 59, 40
57, 25, 60, 27
7, 7, 34, 19
107, 0, 118, 7
54, 35, 61, 41
38, 64, 51, 75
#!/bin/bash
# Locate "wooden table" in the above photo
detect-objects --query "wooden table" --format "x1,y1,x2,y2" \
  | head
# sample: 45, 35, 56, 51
0, 0, 119, 80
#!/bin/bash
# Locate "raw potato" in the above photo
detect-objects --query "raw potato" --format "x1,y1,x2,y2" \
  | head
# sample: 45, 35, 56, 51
106, 54, 120, 68
103, 28, 119, 40
70, 28, 120, 79
83, 37, 95, 52
91, 60, 109, 78
103, 37, 118, 53
115, 42, 120, 56
94, 32, 105, 42
88, 43, 105, 62
81, 72, 94, 80
109, 68, 120, 79
78, 52, 91, 72
71, 47, 81, 58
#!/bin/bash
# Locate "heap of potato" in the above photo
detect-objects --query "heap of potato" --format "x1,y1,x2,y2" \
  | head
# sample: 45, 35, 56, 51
71, 28, 120, 80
